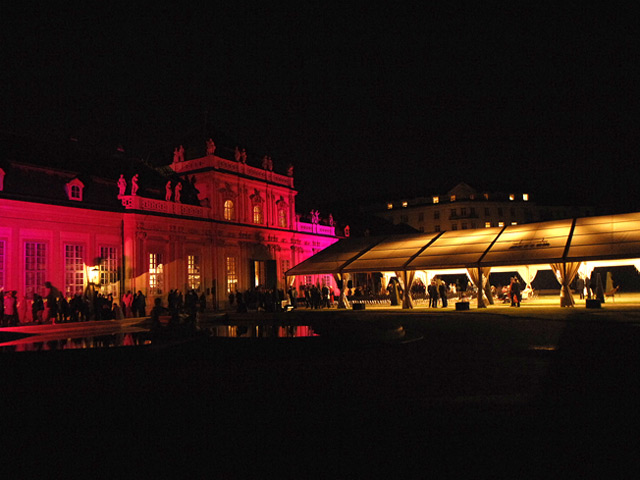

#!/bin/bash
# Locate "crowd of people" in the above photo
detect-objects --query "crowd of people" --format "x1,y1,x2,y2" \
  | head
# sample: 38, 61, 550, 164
1, 283, 152, 327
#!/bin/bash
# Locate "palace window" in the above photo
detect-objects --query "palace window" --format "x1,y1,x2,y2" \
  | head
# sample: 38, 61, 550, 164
485, 207, 490, 216
149, 253, 164, 295
65, 244, 84, 296
99, 246, 119, 294
434, 225, 440, 232
434, 211, 440, 220
485, 222, 491, 228
450, 195, 456, 202
523, 193, 529, 201
223, 199, 235, 221
387, 203, 393, 209
187, 255, 201, 291
451, 223, 458, 230
25, 242, 46, 297
418, 213, 424, 221
226, 256, 238, 294
402, 201, 408, 208
65, 178, 84, 201
253, 204, 264, 224
432, 196, 439, 204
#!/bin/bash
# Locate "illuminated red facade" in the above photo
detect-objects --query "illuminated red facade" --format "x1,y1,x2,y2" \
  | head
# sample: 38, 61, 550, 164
0, 139, 339, 319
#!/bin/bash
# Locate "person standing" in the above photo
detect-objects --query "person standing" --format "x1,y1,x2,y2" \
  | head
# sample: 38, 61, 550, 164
438, 280, 448, 308
428, 280, 439, 308
133, 290, 146, 317
122, 290, 134, 318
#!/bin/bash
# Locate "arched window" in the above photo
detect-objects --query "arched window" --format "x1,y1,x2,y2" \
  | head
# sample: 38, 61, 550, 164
223, 199, 235, 221
278, 208, 288, 228
253, 204, 264, 224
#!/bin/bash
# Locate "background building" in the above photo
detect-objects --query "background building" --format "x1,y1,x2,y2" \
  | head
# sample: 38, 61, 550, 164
369, 182, 599, 233
0, 133, 339, 319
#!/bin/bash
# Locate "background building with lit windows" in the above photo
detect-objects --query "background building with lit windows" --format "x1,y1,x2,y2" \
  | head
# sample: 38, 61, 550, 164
371, 182, 599, 234
0, 133, 339, 319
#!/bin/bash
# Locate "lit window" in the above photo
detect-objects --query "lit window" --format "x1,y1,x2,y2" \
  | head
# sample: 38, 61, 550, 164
402, 201, 408, 208
484, 193, 489, 200
433, 196, 439, 204
187, 255, 201, 291
64, 244, 84, 297
99, 246, 119, 295
25, 242, 47, 297
149, 253, 164, 295
511, 222, 518, 225
253, 204, 264, 224
523, 193, 529, 201
387, 203, 393, 210
509, 194, 515, 201
485, 222, 491, 228
498, 221, 504, 227
223, 200, 235, 221
226, 257, 238, 294
450, 195, 456, 202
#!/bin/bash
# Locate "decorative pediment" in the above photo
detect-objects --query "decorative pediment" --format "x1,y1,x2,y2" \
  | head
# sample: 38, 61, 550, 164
250, 189, 264, 204
218, 182, 237, 199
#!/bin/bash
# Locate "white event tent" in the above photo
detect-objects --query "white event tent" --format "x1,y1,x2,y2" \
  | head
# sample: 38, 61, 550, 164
286, 212, 640, 309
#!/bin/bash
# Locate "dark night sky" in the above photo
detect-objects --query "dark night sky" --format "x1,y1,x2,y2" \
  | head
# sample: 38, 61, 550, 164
1, 3, 638, 215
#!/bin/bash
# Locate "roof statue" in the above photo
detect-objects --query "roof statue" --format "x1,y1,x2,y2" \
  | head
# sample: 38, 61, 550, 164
174, 181, 182, 203
206, 138, 216, 156
165, 180, 172, 201
173, 145, 185, 163
131, 174, 139, 196
234, 146, 241, 162
287, 164, 294, 177
241, 148, 247, 164
117, 174, 127, 196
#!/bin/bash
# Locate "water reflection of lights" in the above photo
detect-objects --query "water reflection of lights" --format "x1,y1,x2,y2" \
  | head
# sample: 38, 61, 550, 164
0, 332, 152, 352
203, 324, 319, 338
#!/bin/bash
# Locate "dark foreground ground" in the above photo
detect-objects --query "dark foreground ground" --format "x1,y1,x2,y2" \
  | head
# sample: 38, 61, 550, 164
1, 307, 640, 478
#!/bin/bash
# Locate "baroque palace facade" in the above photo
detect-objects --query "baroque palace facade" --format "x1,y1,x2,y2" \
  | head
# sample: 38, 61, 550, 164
0, 135, 339, 318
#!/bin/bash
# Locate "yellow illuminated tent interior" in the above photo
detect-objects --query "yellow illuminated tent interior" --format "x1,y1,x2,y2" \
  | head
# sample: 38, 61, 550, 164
286, 212, 640, 308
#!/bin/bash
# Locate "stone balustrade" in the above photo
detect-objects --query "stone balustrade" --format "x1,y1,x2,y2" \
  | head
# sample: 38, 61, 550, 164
170, 155, 294, 188
119, 195, 336, 236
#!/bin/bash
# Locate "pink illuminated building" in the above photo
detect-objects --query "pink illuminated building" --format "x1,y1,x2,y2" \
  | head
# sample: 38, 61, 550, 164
0, 136, 339, 319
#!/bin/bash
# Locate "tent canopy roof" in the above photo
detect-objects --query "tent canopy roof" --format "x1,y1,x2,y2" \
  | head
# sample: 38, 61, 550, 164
287, 212, 640, 276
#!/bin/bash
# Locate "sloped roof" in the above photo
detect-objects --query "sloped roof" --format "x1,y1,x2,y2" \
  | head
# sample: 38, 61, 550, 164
287, 212, 640, 276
